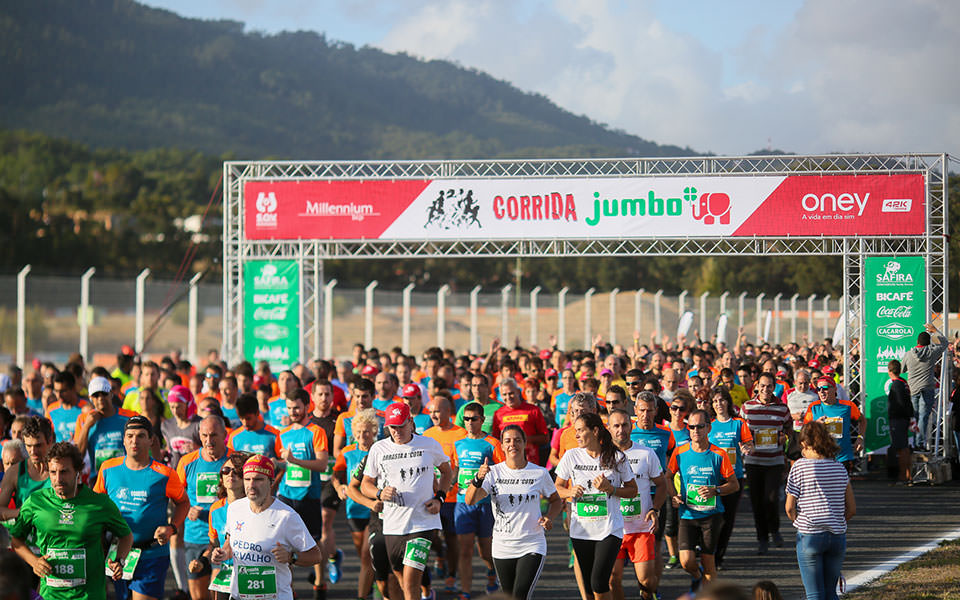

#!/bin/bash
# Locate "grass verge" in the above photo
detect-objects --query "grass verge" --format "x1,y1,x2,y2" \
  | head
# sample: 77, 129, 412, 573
845, 537, 960, 600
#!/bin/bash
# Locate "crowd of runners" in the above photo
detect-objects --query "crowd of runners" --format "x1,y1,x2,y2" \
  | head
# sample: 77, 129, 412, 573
0, 324, 954, 600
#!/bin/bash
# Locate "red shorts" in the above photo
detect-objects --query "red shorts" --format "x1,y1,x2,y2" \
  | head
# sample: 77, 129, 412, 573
617, 532, 655, 563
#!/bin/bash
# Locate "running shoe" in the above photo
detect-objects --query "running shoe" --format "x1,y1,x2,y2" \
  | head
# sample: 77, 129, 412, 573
444, 576, 459, 593
434, 559, 447, 580
420, 590, 436, 600
485, 568, 499, 593
772, 532, 784, 547
689, 566, 704, 593
312, 584, 327, 600
757, 540, 769, 555
327, 548, 344, 584
666, 555, 680, 569
457, 593, 471, 600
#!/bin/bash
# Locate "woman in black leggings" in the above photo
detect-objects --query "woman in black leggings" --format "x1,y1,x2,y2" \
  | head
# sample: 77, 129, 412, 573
465, 425, 563, 600
555, 413, 638, 600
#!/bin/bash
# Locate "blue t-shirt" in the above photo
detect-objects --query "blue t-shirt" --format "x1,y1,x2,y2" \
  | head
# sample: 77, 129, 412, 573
453, 436, 501, 504
228, 424, 280, 458
668, 443, 734, 520
372, 398, 394, 412
805, 400, 861, 463
670, 426, 690, 449
709, 418, 750, 479
48, 403, 86, 443
86, 412, 132, 475
221, 405, 241, 429
26, 397, 43, 415
339, 445, 371, 520
208, 498, 233, 566
177, 450, 230, 545
267, 398, 288, 428
412, 413, 433, 435
95, 458, 185, 560
554, 392, 574, 427
277, 423, 328, 501
631, 424, 674, 469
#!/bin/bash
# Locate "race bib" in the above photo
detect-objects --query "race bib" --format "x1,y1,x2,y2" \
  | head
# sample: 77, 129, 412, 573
285, 463, 311, 488
754, 428, 779, 450
105, 544, 140, 580
402, 537, 432, 570
209, 565, 234, 593
619, 497, 644, 521
196, 471, 219, 504
45, 548, 86, 587
236, 565, 277, 599
724, 447, 738, 468
457, 467, 479, 489
576, 493, 608, 519
319, 456, 336, 482
823, 416, 844, 439
685, 483, 717, 511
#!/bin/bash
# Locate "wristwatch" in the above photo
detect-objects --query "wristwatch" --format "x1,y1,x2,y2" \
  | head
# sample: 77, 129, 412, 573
289, 551, 298, 565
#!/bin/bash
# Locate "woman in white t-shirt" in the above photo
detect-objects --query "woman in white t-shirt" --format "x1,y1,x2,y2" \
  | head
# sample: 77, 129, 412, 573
555, 413, 638, 600
464, 425, 563, 600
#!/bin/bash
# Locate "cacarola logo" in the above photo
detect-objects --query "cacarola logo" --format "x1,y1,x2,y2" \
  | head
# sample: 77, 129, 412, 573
801, 192, 869, 217
255, 192, 278, 228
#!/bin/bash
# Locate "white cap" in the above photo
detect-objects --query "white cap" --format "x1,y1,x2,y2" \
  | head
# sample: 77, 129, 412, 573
88, 376, 112, 396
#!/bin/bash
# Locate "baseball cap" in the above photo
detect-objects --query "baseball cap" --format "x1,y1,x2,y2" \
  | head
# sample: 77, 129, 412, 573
124, 415, 153, 434
244, 454, 275, 479
384, 402, 411, 426
822, 365, 835, 375
167, 384, 193, 405
600, 368, 614, 377
361, 365, 379, 376
808, 359, 820, 368
88, 376, 112, 396
776, 369, 787, 377
401, 383, 421, 399
545, 368, 558, 379
815, 375, 836, 388
121, 344, 135, 357
539, 349, 552, 360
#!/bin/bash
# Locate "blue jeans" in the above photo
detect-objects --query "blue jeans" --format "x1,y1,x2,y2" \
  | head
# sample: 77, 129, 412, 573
796, 531, 846, 600
911, 388, 936, 448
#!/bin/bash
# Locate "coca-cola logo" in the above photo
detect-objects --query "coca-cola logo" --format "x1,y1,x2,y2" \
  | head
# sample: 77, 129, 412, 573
876, 305, 912, 319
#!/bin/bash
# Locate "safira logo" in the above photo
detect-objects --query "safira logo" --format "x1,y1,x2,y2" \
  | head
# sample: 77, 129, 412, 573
255, 192, 278, 228
876, 261, 913, 285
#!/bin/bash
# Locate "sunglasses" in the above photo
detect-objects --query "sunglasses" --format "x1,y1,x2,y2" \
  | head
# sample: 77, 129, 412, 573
688, 424, 708, 430
626, 380, 642, 386
817, 386, 832, 392
220, 467, 238, 476
462, 416, 483, 422
670, 405, 685, 411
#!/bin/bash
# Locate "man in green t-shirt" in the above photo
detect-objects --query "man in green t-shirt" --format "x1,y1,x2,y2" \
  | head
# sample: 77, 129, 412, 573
9, 442, 133, 600
454, 373, 502, 434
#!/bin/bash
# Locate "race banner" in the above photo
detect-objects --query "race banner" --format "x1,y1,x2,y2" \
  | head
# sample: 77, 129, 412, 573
862, 256, 926, 453
243, 174, 924, 241
243, 260, 300, 370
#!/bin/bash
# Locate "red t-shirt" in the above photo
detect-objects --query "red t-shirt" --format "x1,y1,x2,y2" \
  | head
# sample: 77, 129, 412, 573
492, 403, 549, 465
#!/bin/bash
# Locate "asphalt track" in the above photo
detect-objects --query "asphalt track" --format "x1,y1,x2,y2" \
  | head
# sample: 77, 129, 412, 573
280, 475, 960, 600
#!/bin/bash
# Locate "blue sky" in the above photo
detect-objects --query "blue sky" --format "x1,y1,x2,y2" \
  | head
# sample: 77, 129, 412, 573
141, 0, 959, 157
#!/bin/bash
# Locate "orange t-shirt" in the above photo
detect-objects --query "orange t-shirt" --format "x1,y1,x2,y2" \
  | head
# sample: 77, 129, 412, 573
423, 423, 467, 502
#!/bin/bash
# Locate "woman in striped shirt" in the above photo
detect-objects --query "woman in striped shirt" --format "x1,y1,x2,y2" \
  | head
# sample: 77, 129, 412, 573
785, 420, 856, 600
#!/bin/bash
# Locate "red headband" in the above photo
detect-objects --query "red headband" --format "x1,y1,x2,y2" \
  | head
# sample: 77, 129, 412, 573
243, 454, 275, 479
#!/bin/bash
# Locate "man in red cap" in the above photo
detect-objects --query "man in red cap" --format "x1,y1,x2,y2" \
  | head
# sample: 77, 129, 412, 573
454, 373, 501, 435
212, 455, 322, 600
361, 402, 453, 600
400, 383, 434, 434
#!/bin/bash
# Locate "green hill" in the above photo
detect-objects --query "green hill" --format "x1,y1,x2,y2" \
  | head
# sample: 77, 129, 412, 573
0, 0, 696, 160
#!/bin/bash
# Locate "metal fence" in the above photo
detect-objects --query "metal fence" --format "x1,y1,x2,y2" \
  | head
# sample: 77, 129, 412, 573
2, 268, 851, 366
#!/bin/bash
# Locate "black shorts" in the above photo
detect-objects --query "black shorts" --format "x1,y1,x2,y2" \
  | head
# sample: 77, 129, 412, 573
385, 530, 439, 573
278, 495, 323, 540
890, 418, 910, 450
678, 514, 724, 554
439, 502, 456, 534
320, 480, 343, 511
347, 517, 371, 533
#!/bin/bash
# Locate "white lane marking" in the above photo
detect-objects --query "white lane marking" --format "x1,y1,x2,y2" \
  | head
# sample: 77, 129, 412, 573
843, 526, 960, 595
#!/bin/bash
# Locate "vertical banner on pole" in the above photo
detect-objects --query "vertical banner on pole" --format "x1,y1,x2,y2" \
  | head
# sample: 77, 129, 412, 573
244, 260, 300, 371
862, 257, 926, 453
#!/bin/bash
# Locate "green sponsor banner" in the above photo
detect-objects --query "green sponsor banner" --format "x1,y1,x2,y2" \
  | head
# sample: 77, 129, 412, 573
244, 260, 300, 371
862, 256, 926, 452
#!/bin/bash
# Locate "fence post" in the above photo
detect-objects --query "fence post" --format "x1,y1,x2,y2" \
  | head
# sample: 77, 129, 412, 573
402, 283, 415, 354
678, 290, 688, 321
790, 293, 800, 342
469, 285, 481, 354
654, 290, 664, 338
364, 281, 378, 350
699, 291, 710, 338
530, 286, 542, 347
437, 284, 450, 348
16, 265, 31, 367
558, 287, 569, 349
584, 288, 596, 349
187, 272, 202, 365
79, 267, 96, 362
501, 284, 513, 343
609, 288, 619, 345
135, 268, 151, 354
822, 295, 831, 340
634, 289, 644, 340
773, 293, 783, 344
720, 291, 729, 317
756, 293, 765, 342
323, 279, 338, 358
738, 291, 748, 330
807, 294, 817, 342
